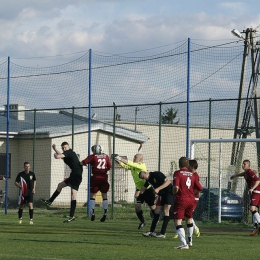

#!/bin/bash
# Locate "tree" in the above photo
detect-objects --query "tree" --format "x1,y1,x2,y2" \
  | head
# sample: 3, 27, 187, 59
161, 107, 179, 124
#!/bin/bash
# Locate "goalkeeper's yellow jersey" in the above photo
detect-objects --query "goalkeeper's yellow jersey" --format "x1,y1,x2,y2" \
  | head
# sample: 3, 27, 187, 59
119, 160, 147, 190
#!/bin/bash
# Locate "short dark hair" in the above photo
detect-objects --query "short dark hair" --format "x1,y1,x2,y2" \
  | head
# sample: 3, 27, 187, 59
24, 162, 30, 166
179, 157, 189, 168
189, 159, 198, 170
61, 142, 69, 147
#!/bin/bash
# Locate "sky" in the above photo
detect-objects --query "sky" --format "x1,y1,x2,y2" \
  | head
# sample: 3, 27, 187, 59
0, 0, 260, 65
0, 0, 260, 114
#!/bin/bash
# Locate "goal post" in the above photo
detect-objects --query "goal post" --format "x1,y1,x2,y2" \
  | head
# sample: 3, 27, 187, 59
189, 138, 260, 223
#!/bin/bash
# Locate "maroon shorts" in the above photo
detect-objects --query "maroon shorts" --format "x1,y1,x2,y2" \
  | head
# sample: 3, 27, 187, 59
90, 176, 110, 193
250, 192, 260, 207
173, 197, 194, 219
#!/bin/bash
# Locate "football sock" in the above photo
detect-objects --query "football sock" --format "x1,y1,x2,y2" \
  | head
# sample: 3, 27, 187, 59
102, 199, 108, 215
160, 215, 170, 235
136, 210, 145, 223
29, 209, 33, 220
90, 198, 96, 215
192, 218, 198, 229
18, 208, 23, 219
150, 213, 160, 232
187, 223, 194, 239
49, 190, 60, 203
176, 225, 186, 245
70, 200, 76, 217
252, 211, 260, 224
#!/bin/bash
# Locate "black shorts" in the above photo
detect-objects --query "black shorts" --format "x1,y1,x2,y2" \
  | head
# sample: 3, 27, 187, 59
136, 188, 155, 207
158, 192, 174, 206
24, 190, 34, 203
65, 172, 82, 191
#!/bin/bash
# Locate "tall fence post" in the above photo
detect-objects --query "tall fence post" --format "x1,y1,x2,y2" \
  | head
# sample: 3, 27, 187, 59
87, 49, 92, 216
111, 102, 117, 219
158, 102, 162, 171
33, 109, 37, 173
72, 106, 75, 150
186, 38, 191, 158
5, 56, 10, 213
207, 98, 212, 220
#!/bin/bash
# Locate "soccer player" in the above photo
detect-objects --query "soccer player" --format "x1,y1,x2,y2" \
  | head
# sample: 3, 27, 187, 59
113, 153, 156, 229
81, 145, 112, 222
188, 159, 201, 237
172, 159, 201, 239
15, 162, 36, 224
41, 142, 83, 223
139, 170, 174, 238
230, 159, 260, 236
172, 157, 203, 249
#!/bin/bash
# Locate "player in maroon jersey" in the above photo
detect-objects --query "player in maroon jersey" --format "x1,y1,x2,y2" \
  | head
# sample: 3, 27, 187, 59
188, 159, 201, 237
172, 157, 203, 249
230, 159, 260, 236
81, 145, 112, 222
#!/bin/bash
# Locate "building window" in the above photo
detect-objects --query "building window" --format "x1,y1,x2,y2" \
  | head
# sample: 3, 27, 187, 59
0, 153, 11, 178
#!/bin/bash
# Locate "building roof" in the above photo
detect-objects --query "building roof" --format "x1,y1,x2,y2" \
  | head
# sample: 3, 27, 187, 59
0, 110, 148, 143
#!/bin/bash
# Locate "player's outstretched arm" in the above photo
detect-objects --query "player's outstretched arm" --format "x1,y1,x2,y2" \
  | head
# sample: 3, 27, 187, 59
230, 172, 244, 180
52, 144, 62, 155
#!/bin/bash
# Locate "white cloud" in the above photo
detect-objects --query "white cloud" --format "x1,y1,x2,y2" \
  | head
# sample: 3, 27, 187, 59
219, 2, 246, 15
18, 7, 38, 20
0, 0, 259, 61
17, 31, 36, 43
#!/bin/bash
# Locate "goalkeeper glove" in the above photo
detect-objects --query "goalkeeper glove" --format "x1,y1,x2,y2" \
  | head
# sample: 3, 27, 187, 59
111, 154, 119, 158
111, 154, 122, 161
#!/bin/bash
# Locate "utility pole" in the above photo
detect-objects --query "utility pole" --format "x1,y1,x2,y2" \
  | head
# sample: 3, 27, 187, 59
230, 27, 260, 223
231, 28, 251, 170
230, 28, 260, 173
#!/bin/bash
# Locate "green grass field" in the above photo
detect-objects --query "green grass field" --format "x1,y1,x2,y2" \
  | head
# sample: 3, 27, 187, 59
0, 207, 259, 260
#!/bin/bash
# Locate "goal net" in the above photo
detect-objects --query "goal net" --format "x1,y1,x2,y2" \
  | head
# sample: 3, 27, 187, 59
190, 138, 260, 223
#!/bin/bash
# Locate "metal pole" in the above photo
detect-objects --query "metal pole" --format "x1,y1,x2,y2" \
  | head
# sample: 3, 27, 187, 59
112, 102, 117, 219
33, 109, 36, 173
72, 106, 75, 150
158, 102, 162, 171
207, 99, 212, 220
218, 141, 222, 223
87, 49, 92, 216
134, 107, 138, 131
186, 38, 191, 157
5, 57, 10, 214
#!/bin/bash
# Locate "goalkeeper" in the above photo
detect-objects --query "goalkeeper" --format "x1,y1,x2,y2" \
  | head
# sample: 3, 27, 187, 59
112, 153, 156, 230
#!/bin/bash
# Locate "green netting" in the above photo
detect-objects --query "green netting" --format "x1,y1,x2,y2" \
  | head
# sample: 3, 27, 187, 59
0, 39, 259, 222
